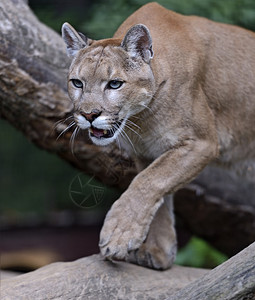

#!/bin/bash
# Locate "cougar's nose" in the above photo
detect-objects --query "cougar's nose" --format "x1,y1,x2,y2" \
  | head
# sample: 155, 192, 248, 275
80, 109, 102, 122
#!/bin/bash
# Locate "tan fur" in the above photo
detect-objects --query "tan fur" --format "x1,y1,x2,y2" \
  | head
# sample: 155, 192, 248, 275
62, 2, 255, 269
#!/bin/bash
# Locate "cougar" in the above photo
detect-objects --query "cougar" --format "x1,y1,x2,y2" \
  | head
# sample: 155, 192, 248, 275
62, 2, 255, 269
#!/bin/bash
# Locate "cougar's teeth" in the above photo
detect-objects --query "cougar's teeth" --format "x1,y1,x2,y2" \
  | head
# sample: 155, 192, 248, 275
89, 128, 93, 133
103, 130, 107, 135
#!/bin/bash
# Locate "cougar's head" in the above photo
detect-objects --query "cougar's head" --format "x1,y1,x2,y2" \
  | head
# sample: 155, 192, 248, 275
62, 23, 155, 146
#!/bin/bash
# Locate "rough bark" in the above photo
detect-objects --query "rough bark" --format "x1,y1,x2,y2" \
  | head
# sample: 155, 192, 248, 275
0, 0, 255, 259
1, 242, 255, 300
0, 254, 208, 300
167, 241, 255, 300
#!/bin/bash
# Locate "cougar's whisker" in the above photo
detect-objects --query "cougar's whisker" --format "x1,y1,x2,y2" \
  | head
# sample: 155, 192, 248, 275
51, 115, 74, 137
124, 123, 142, 140
126, 119, 141, 130
114, 123, 137, 155
56, 121, 76, 140
70, 126, 80, 155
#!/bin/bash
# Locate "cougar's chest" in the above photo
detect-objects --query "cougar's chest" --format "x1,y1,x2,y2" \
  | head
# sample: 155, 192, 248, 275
119, 124, 176, 161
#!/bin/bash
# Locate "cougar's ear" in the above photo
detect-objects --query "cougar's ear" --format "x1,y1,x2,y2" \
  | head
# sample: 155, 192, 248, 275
61, 22, 90, 57
121, 24, 153, 63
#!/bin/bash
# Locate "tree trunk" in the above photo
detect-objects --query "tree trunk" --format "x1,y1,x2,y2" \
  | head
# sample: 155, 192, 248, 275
1, 242, 255, 299
0, 255, 208, 299
1, 0, 255, 259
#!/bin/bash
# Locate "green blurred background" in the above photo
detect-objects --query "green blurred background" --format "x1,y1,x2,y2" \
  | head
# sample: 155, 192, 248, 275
2, 0, 255, 268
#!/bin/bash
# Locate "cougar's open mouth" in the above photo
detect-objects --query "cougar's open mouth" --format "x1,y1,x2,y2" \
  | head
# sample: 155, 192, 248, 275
89, 121, 123, 139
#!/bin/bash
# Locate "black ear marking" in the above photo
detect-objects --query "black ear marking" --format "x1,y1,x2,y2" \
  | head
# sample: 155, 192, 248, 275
77, 31, 88, 44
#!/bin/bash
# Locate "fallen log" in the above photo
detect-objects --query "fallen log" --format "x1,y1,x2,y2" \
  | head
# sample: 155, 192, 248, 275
2, 241, 255, 300
0, 254, 208, 300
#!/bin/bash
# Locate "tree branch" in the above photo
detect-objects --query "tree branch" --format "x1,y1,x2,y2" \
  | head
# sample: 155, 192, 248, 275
0, 254, 208, 299
167, 241, 255, 300
2, 242, 255, 299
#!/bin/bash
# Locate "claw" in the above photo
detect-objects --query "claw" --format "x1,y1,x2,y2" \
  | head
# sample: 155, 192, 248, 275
98, 239, 108, 248
104, 247, 111, 257
128, 238, 142, 251
100, 245, 110, 257
99, 237, 109, 247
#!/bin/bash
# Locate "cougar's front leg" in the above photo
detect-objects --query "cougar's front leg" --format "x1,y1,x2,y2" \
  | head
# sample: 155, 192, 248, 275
99, 187, 164, 262
126, 195, 177, 270
99, 137, 217, 266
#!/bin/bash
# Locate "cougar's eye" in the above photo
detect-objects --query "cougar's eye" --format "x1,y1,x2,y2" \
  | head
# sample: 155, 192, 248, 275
108, 80, 123, 89
71, 79, 83, 89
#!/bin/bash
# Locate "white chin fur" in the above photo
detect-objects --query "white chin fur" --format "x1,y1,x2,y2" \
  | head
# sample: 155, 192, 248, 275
90, 134, 117, 146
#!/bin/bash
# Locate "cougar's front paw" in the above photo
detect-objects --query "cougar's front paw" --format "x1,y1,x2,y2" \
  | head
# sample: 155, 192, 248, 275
99, 200, 149, 261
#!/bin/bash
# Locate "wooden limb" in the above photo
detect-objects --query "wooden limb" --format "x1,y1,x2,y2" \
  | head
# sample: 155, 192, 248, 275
2, 242, 255, 300
0, 254, 208, 300
167, 241, 255, 300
